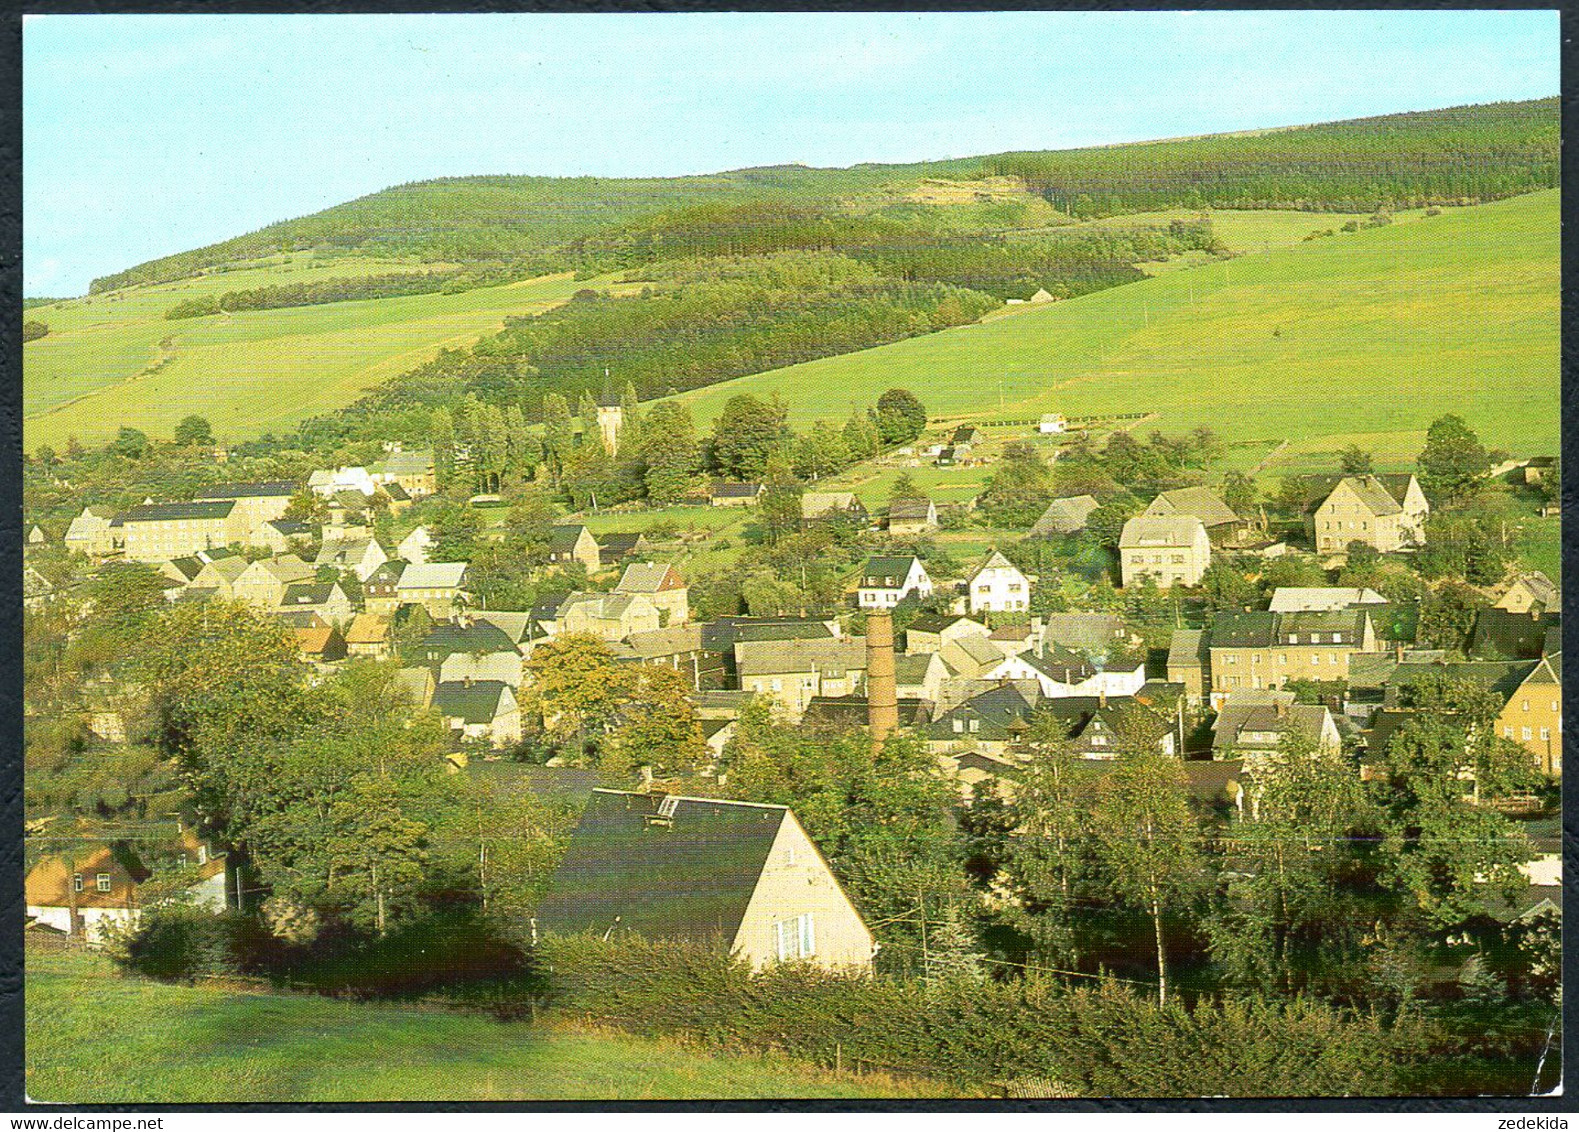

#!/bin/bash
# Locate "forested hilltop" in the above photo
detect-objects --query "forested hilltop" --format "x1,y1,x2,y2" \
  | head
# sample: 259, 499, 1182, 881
92, 97, 1555, 293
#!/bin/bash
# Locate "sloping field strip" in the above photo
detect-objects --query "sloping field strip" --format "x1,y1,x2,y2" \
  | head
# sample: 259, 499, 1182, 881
672, 191, 1556, 465
23, 273, 603, 448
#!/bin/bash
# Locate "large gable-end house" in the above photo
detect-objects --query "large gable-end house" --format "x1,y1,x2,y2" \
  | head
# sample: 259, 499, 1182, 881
1143, 486, 1243, 543
551, 592, 661, 643
414, 621, 519, 666
1495, 572, 1559, 615
1208, 608, 1377, 703
277, 581, 353, 626
344, 613, 393, 660
1119, 515, 1211, 589
192, 480, 299, 531
904, 613, 989, 656
228, 554, 316, 612
1028, 495, 1100, 538
252, 518, 315, 556
191, 554, 249, 600
615, 562, 690, 625
987, 639, 1147, 700
924, 681, 1040, 756
535, 790, 875, 972
736, 637, 868, 719
710, 481, 764, 507
308, 466, 377, 498
801, 492, 869, 527
1496, 653, 1563, 776
967, 550, 1031, 615
372, 448, 437, 498
294, 622, 348, 665
113, 500, 244, 562
64, 506, 118, 558
1311, 474, 1429, 555
396, 562, 470, 619
25, 834, 228, 943
314, 535, 388, 583
548, 525, 601, 572
433, 679, 521, 748
857, 555, 933, 609
894, 652, 949, 703
397, 526, 435, 566
1037, 694, 1178, 759
1211, 692, 1341, 759
363, 559, 407, 616
887, 496, 938, 537
596, 532, 652, 570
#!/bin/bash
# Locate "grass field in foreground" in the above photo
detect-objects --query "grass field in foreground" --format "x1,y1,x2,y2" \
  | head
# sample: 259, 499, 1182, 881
25, 950, 943, 1103
22, 266, 630, 452
675, 190, 1557, 476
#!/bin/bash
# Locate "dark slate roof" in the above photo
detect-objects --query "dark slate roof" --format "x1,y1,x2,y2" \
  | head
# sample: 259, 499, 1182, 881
1383, 659, 1537, 707
194, 480, 299, 500
710, 481, 762, 498
926, 683, 1039, 742
1365, 709, 1428, 756
1019, 642, 1098, 685
382, 481, 411, 502
1470, 609, 1560, 661
272, 610, 328, 630
1277, 608, 1369, 645
699, 617, 835, 653
1167, 629, 1209, 670
862, 555, 922, 586
166, 555, 205, 582
280, 582, 337, 606
114, 500, 236, 524
549, 525, 590, 553
433, 679, 510, 724
1035, 695, 1172, 749
951, 425, 980, 444
1182, 759, 1246, 804
800, 695, 931, 730
267, 519, 314, 537
597, 532, 646, 564
1211, 611, 1277, 649
887, 497, 934, 522
907, 613, 979, 635
534, 790, 788, 946
419, 622, 517, 659
366, 559, 407, 588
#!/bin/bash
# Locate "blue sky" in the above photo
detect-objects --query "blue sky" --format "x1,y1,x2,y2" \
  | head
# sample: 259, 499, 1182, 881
24, 10, 1558, 296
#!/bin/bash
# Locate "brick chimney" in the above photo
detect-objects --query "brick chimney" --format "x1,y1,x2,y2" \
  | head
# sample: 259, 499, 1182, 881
866, 610, 900, 745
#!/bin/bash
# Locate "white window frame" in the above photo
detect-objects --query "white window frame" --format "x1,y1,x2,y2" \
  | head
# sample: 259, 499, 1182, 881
96, 873, 112, 893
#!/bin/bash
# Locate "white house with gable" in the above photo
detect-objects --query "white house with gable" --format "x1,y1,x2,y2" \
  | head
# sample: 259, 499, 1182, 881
967, 550, 1031, 615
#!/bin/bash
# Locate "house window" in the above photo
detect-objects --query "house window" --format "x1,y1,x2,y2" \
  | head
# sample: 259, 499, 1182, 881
774, 914, 816, 961
1540, 728, 1551, 742
1522, 700, 1530, 712
771, 678, 782, 692
1311, 656, 1320, 665
1504, 726, 1515, 739
96, 874, 112, 893
1521, 727, 1532, 742
1279, 654, 1288, 664
785, 846, 797, 867
953, 719, 964, 733
968, 719, 980, 733
72, 874, 84, 893
1224, 654, 1237, 665
1251, 654, 1260, 665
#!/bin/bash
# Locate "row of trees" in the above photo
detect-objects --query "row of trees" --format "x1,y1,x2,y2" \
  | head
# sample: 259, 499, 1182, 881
164, 269, 461, 320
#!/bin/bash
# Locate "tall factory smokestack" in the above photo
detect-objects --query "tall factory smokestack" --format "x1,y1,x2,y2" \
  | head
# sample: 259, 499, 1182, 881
866, 609, 900, 744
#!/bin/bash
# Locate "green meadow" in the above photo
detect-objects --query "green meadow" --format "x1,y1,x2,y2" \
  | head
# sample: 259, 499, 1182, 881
676, 190, 1557, 476
23, 262, 625, 451
25, 949, 942, 1103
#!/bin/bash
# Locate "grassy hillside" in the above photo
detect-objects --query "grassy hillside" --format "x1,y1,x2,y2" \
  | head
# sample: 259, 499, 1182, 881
677, 189, 1558, 474
26, 950, 941, 1102
23, 264, 636, 451
91, 98, 1554, 293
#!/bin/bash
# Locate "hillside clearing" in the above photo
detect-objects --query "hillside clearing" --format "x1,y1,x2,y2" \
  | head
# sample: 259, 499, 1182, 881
674, 190, 1556, 476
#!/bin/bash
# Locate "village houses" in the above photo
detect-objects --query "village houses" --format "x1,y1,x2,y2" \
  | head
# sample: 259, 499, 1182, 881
1118, 515, 1211, 589
857, 555, 933, 609
966, 549, 1031, 614
1311, 473, 1430, 555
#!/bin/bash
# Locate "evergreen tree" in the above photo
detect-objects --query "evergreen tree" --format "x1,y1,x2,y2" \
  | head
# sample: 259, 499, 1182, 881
541, 393, 574, 482
1417, 413, 1490, 503
758, 456, 804, 544
639, 402, 699, 505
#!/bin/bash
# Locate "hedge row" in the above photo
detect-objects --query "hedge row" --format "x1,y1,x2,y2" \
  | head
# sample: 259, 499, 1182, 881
118, 912, 1425, 1096
536, 934, 1423, 1097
